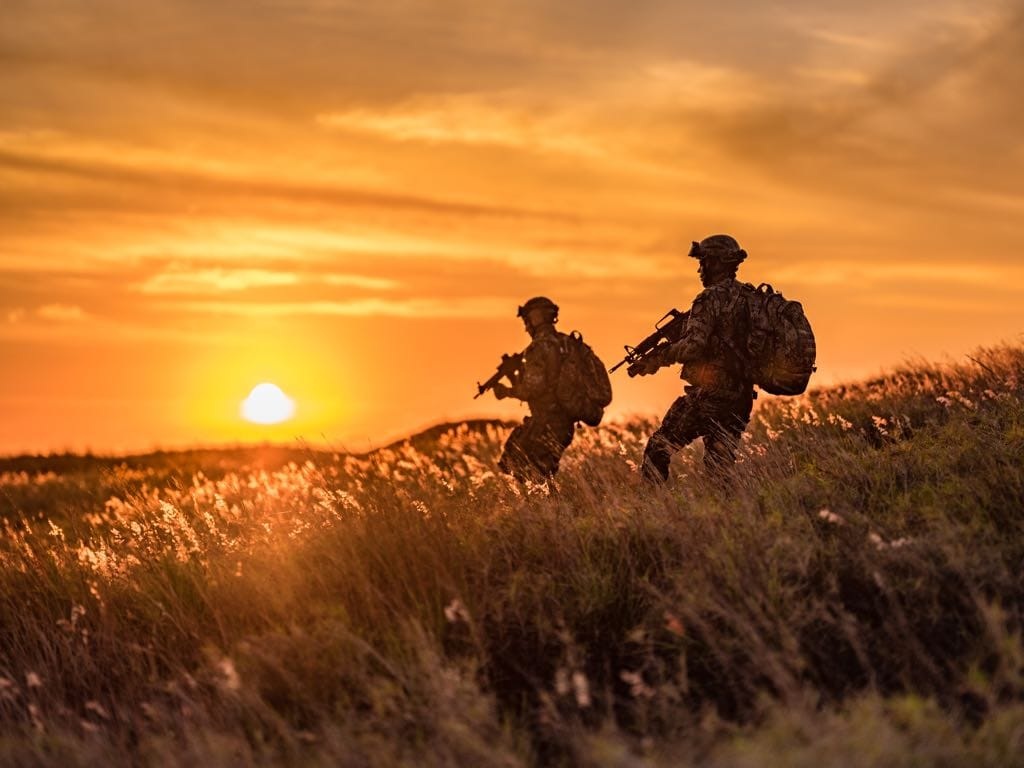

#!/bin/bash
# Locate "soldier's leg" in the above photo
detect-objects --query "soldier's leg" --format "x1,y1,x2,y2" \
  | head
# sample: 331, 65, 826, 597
641, 396, 704, 483
702, 424, 743, 474
498, 421, 532, 480
519, 416, 575, 479
702, 392, 754, 475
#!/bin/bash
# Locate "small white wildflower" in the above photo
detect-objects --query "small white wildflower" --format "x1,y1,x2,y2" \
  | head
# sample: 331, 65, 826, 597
525, 479, 551, 497
620, 670, 656, 700
470, 472, 495, 489
946, 390, 976, 409
838, 415, 853, 430
664, 612, 685, 637
336, 491, 362, 511
871, 531, 909, 550
217, 658, 241, 692
84, 700, 110, 720
818, 509, 845, 526
159, 501, 178, 521
443, 598, 470, 624
0, 677, 17, 699
554, 668, 570, 696
572, 671, 591, 708
28, 702, 43, 732
876, 536, 913, 550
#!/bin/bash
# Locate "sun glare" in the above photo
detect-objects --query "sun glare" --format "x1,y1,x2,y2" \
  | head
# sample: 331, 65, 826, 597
241, 383, 295, 425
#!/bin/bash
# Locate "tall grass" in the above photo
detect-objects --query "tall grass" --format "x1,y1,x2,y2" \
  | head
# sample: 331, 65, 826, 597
0, 345, 1022, 766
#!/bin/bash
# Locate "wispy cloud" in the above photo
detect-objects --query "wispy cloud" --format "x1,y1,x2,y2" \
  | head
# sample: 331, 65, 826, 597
768, 262, 1024, 289
139, 266, 401, 295
0, 148, 574, 222
170, 297, 507, 319
318, 95, 606, 158
861, 292, 1020, 315
322, 273, 399, 290
35, 304, 88, 322
140, 268, 301, 294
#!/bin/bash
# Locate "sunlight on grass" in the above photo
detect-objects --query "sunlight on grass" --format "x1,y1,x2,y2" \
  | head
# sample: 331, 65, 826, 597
0, 345, 1021, 766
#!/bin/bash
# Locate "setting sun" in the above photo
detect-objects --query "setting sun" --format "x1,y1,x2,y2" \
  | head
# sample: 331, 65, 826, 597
241, 383, 295, 425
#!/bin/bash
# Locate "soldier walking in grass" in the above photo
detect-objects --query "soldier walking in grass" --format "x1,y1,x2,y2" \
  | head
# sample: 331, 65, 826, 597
624, 234, 815, 481
476, 296, 611, 482
628, 236, 755, 480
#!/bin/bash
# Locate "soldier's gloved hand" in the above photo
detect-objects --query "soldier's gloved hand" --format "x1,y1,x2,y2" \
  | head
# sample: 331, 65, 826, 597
492, 383, 512, 400
627, 356, 662, 378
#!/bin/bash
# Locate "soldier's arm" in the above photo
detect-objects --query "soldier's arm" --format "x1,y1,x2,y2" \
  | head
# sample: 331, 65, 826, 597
510, 339, 560, 400
663, 290, 715, 365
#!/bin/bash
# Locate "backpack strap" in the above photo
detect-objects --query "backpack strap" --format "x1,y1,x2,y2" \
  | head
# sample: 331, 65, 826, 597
715, 282, 751, 373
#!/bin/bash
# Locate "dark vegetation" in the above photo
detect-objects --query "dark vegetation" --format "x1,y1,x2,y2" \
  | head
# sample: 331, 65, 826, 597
0, 346, 1022, 766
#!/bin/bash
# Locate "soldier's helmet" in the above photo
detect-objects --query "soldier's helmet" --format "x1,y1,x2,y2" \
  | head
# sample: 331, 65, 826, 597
517, 296, 559, 323
688, 234, 747, 267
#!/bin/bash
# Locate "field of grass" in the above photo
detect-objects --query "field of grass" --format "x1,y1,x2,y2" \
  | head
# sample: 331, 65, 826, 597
1, 345, 1022, 767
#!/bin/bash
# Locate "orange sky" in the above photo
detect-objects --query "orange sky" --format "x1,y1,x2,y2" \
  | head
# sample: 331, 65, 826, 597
2, 0, 1023, 454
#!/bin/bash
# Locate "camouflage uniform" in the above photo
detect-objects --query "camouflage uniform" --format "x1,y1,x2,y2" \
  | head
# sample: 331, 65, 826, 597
639, 236, 756, 481
498, 324, 576, 481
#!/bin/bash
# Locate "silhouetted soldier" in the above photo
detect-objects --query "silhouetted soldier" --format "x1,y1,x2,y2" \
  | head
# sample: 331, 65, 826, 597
491, 297, 577, 481
629, 235, 756, 481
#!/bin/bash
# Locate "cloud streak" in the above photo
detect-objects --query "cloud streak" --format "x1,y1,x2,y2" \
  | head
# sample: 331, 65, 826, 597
35, 304, 88, 322
170, 297, 508, 319
0, 148, 576, 222
140, 268, 302, 294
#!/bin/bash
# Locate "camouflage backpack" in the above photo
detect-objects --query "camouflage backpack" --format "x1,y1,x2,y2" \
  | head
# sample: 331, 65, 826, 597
742, 283, 816, 396
556, 331, 612, 426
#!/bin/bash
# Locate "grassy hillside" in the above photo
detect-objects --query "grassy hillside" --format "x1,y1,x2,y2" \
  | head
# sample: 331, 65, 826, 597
0, 345, 1022, 767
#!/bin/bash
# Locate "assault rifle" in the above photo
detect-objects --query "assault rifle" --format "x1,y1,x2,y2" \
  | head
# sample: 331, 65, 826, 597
474, 352, 524, 399
609, 309, 689, 376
